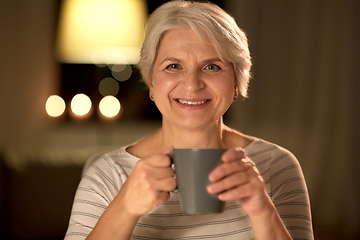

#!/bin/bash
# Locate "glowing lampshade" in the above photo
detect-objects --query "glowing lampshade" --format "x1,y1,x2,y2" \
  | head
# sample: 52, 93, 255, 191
56, 0, 148, 64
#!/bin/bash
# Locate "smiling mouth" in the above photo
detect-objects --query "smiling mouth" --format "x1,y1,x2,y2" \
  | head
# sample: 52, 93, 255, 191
176, 99, 210, 105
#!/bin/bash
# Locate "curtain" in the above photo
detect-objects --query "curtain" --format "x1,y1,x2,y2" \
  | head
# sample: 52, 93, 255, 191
224, 0, 360, 234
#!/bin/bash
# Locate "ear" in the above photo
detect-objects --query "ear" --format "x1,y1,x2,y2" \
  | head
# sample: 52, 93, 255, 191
148, 77, 154, 101
148, 76, 154, 88
149, 89, 154, 101
233, 85, 239, 101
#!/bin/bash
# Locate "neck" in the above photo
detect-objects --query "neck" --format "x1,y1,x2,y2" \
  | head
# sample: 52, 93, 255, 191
128, 118, 252, 158
159, 117, 226, 149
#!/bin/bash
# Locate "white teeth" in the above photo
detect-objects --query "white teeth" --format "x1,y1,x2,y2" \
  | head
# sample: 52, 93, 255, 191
177, 99, 208, 105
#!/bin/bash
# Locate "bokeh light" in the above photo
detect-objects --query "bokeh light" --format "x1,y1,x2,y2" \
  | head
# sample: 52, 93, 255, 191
92, 49, 128, 67
110, 63, 126, 72
112, 64, 132, 81
45, 95, 66, 117
71, 93, 92, 116
98, 77, 119, 96
91, 49, 110, 67
99, 95, 121, 118
107, 52, 128, 66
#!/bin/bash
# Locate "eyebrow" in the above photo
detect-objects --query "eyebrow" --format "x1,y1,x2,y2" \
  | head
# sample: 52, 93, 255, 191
159, 57, 181, 65
159, 57, 224, 65
202, 58, 225, 64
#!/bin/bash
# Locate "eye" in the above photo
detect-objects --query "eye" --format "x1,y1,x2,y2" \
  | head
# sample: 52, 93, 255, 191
165, 64, 182, 71
204, 64, 220, 71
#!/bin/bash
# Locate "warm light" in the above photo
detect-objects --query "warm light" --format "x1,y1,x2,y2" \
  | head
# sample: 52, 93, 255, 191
99, 95, 121, 118
110, 63, 126, 72
71, 93, 92, 116
99, 77, 119, 96
56, 0, 148, 64
45, 95, 66, 117
112, 64, 132, 81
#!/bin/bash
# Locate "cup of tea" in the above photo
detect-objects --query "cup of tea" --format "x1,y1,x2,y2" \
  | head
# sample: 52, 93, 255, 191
170, 148, 226, 214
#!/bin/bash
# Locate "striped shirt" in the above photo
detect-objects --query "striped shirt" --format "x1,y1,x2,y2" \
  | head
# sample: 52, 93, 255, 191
64, 137, 313, 239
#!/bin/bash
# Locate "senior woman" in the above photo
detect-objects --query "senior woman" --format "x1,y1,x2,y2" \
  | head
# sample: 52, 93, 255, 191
65, 1, 313, 239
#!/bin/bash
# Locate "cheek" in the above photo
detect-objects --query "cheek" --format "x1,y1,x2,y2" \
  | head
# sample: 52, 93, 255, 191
211, 76, 236, 98
152, 72, 178, 95
224, 73, 237, 96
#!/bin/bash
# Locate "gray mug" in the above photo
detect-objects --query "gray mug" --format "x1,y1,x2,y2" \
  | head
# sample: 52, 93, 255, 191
170, 148, 226, 214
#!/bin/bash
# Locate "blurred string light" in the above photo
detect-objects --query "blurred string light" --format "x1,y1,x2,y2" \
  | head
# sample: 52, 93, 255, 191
99, 77, 119, 96
99, 95, 121, 118
71, 93, 92, 116
45, 95, 66, 117
51, 0, 147, 119
46, 93, 122, 119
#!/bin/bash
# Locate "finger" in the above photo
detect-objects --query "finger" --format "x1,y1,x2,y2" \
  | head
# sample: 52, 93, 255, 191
155, 177, 177, 192
208, 158, 252, 182
163, 146, 174, 155
144, 190, 171, 210
207, 170, 251, 194
155, 167, 175, 179
134, 160, 175, 184
137, 161, 175, 180
149, 163, 176, 179
218, 184, 250, 201
140, 173, 176, 195
156, 191, 171, 205
221, 148, 246, 163
143, 153, 172, 168
217, 176, 265, 202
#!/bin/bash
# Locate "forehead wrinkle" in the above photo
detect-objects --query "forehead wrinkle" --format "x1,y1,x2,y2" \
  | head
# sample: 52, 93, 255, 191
156, 29, 222, 66
158, 42, 219, 64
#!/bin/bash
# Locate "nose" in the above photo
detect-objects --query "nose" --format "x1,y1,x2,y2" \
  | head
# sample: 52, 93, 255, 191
180, 70, 205, 92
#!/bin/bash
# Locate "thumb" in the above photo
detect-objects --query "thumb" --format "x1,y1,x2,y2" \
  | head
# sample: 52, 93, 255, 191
163, 146, 174, 155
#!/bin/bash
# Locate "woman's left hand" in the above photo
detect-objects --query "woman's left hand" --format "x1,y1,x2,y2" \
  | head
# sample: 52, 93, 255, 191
207, 148, 272, 216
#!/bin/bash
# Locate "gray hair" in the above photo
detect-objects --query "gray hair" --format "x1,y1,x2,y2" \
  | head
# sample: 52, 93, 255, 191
137, 0, 252, 98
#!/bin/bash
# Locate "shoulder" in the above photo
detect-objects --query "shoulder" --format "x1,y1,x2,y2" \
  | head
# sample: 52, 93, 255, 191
88, 146, 139, 175
247, 139, 313, 239
245, 137, 297, 164
223, 127, 299, 167
81, 146, 139, 192
246, 137, 308, 194
244, 137, 303, 179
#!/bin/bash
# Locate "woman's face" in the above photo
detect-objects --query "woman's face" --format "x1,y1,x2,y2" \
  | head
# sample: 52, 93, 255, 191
150, 28, 237, 130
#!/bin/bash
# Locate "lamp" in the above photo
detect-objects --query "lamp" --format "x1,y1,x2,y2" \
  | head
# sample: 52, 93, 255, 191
56, 0, 148, 64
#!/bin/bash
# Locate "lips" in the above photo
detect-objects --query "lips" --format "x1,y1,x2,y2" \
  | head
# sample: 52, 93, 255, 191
176, 99, 210, 105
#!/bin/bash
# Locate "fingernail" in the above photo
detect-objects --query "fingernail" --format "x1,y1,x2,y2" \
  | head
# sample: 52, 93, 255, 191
218, 193, 226, 201
207, 185, 214, 193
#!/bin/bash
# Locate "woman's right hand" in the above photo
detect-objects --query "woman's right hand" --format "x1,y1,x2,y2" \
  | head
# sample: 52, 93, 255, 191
114, 149, 177, 218
86, 150, 176, 240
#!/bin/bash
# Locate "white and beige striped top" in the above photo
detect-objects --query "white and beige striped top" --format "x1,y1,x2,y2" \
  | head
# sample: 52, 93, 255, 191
65, 137, 314, 240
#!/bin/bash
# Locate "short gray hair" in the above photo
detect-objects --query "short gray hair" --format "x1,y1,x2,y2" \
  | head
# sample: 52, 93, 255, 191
138, 0, 252, 98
